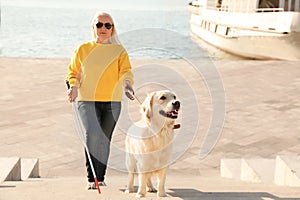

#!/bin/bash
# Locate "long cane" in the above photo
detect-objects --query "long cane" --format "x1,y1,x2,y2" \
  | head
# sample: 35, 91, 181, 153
72, 101, 101, 194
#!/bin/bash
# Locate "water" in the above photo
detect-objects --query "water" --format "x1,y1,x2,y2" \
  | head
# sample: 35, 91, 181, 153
0, 5, 242, 60
0, 6, 183, 58
0, 6, 244, 59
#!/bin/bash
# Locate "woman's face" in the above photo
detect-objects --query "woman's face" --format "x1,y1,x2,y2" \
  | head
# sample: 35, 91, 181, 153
93, 16, 113, 43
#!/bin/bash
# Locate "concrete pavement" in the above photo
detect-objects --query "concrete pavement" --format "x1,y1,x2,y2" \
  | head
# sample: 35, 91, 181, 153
0, 57, 300, 199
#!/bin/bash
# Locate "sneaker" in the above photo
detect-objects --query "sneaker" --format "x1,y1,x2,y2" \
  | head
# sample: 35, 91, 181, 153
86, 182, 97, 190
99, 181, 107, 186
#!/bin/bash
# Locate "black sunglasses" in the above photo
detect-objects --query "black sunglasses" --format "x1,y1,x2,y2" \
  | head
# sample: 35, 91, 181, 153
95, 22, 113, 30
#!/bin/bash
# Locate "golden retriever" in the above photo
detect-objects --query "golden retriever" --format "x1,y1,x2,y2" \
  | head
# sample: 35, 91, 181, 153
125, 90, 181, 198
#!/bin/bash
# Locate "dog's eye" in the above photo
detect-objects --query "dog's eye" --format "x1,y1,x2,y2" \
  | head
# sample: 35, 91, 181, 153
160, 96, 166, 100
174, 96, 176, 100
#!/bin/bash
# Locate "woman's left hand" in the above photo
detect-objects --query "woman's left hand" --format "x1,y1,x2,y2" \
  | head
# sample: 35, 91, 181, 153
124, 80, 135, 100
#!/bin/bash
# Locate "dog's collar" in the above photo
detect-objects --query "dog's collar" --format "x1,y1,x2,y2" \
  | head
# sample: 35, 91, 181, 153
173, 124, 181, 129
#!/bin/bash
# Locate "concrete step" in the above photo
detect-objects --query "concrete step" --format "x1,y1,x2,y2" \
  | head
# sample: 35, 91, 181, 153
274, 155, 300, 187
21, 158, 39, 180
241, 158, 275, 183
221, 158, 274, 183
220, 156, 300, 187
220, 158, 241, 180
0, 157, 39, 182
2, 175, 300, 200
0, 157, 21, 182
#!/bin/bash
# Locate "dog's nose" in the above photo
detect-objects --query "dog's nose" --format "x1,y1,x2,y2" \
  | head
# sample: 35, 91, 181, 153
172, 101, 180, 110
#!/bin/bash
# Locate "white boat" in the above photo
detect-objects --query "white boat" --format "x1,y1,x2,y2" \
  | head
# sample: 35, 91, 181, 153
189, 0, 300, 60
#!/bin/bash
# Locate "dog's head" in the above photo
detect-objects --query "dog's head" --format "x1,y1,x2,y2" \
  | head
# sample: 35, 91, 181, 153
141, 90, 180, 125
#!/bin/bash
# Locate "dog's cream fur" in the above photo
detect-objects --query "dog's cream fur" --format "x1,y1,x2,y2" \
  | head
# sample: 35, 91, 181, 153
125, 90, 180, 198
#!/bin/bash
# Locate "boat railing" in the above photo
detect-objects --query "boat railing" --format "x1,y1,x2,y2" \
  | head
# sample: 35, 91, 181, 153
216, 6, 284, 13
255, 8, 284, 12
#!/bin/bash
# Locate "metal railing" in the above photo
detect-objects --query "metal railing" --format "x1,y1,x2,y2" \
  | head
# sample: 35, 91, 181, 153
255, 8, 284, 12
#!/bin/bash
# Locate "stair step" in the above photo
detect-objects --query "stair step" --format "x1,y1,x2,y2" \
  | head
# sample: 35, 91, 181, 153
220, 158, 241, 180
0, 157, 21, 182
0, 157, 40, 182
275, 155, 300, 187
241, 158, 275, 183
240, 159, 261, 183
221, 157, 300, 187
21, 158, 39, 180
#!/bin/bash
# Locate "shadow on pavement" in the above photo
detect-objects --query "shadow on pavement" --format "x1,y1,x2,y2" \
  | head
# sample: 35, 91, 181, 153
0, 185, 16, 188
168, 188, 298, 200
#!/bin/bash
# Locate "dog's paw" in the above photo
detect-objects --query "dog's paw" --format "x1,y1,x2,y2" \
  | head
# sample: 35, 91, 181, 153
147, 186, 157, 193
157, 191, 167, 197
135, 192, 145, 198
125, 188, 134, 193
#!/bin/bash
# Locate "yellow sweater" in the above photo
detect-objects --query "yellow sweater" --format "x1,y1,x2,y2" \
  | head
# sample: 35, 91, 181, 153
66, 41, 134, 101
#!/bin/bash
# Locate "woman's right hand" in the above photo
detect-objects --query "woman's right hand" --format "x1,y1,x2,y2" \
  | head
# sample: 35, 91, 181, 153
67, 86, 78, 102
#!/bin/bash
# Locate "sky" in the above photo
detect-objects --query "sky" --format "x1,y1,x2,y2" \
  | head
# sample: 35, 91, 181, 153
2, 0, 191, 10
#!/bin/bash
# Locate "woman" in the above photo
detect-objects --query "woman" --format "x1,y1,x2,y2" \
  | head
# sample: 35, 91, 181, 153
66, 11, 134, 189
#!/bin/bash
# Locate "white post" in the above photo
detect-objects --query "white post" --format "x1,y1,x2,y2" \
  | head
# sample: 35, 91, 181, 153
240, 0, 243, 12
256, 0, 260, 10
279, 0, 285, 9
232, 0, 236, 12
246, 0, 250, 13
295, 0, 300, 11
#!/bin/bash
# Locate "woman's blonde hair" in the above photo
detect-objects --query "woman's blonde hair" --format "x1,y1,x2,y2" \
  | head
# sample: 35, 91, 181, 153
91, 11, 121, 44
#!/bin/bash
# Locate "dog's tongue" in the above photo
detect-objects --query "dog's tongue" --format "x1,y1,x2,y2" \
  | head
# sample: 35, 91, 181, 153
159, 110, 178, 119
167, 111, 178, 117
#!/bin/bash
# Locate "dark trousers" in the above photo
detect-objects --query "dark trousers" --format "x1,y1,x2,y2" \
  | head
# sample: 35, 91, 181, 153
78, 101, 121, 182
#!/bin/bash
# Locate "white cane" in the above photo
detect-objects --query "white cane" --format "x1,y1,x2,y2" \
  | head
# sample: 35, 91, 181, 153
72, 101, 101, 194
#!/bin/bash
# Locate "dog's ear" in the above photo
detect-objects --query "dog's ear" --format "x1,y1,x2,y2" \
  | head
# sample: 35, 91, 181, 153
141, 92, 155, 121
